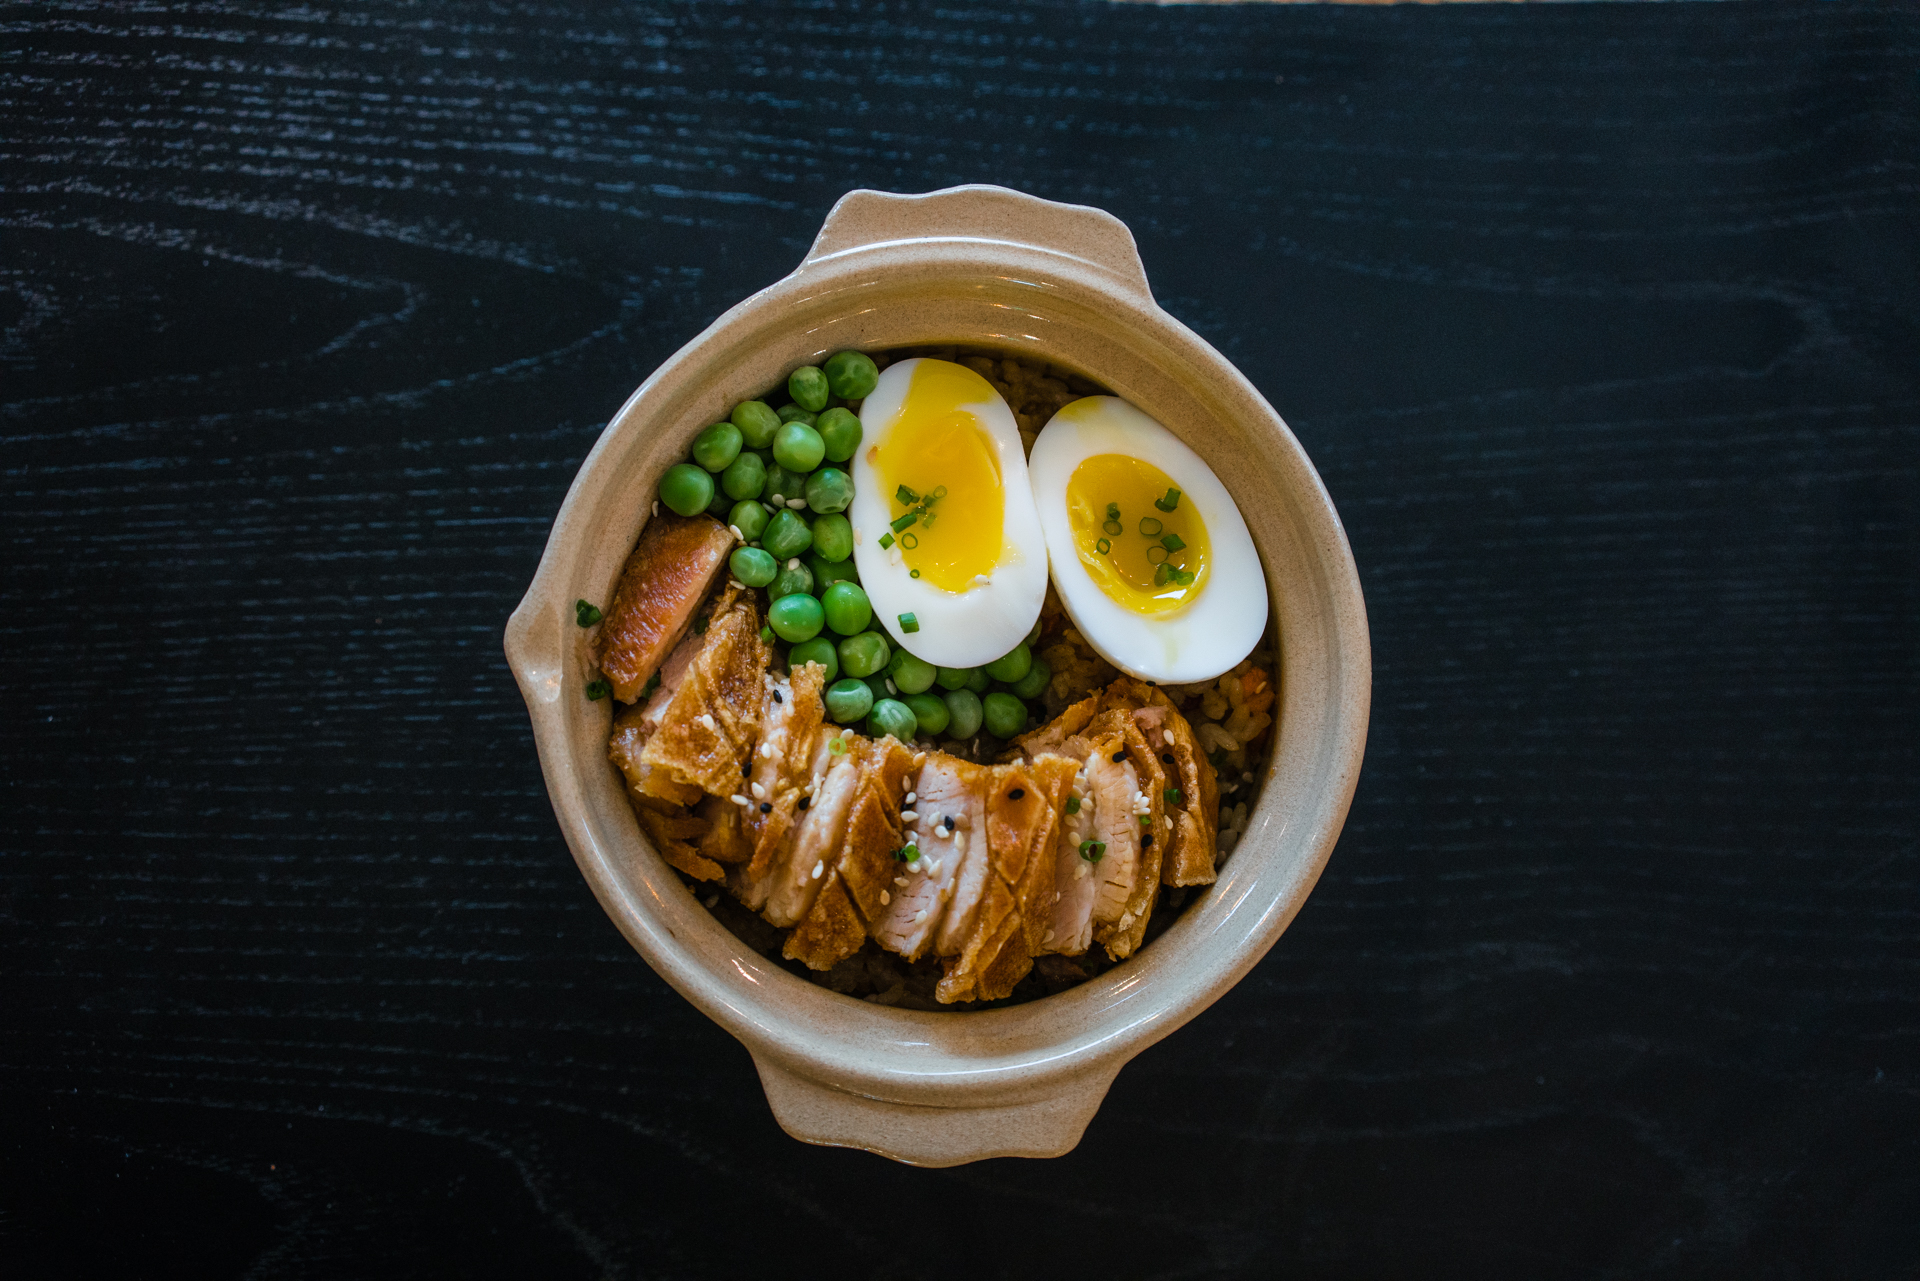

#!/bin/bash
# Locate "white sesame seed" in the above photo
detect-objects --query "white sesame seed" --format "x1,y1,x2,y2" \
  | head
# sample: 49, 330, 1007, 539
728, 579, 744, 590
699, 713, 716, 731
811, 860, 823, 880
899, 810, 919, 822
729, 524, 744, 542
750, 782, 765, 799
885, 679, 897, 695
787, 498, 807, 510
759, 740, 775, 758
730, 794, 749, 806
1043, 929, 1054, 944
651, 500, 659, 517
904, 791, 917, 805
911, 753, 926, 767
761, 502, 775, 514
913, 908, 927, 923
893, 876, 908, 887
769, 493, 785, 506
972, 573, 990, 586
853, 527, 864, 543
787, 558, 800, 570
880, 890, 890, 906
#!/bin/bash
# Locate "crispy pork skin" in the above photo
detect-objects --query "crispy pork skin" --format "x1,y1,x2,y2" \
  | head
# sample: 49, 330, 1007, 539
744, 663, 827, 870
638, 590, 770, 796
596, 513, 735, 703
608, 702, 703, 810
872, 755, 991, 961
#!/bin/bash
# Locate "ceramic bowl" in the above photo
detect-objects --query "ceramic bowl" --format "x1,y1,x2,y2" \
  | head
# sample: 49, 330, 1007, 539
505, 184, 1370, 1166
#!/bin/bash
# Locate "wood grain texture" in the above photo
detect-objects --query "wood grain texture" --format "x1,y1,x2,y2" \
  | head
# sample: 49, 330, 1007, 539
2, 0, 1916, 1276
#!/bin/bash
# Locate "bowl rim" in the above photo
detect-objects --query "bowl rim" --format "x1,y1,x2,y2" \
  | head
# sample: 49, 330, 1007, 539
506, 187, 1371, 1106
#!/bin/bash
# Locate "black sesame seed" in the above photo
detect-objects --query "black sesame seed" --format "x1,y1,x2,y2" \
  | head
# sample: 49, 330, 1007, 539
759, 802, 772, 813
1112, 750, 1127, 762
1141, 834, 1154, 849
772, 690, 783, 704
797, 796, 811, 811
1009, 788, 1025, 801
1160, 752, 1175, 765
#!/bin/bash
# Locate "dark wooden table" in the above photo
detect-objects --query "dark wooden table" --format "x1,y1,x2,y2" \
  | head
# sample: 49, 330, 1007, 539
4, 1, 1916, 1276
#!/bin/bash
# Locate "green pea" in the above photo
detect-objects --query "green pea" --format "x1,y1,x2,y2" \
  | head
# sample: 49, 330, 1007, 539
768, 593, 825, 643
825, 677, 874, 724
982, 692, 1027, 740
822, 581, 872, 636
763, 463, 807, 506
964, 666, 992, 695
943, 689, 984, 740
731, 400, 781, 449
728, 500, 770, 541
1025, 617, 1044, 647
865, 674, 893, 703
776, 403, 816, 426
935, 666, 973, 692
705, 486, 734, 518
773, 421, 826, 473
804, 467, 854, 516
788, 365, 831, 413
810, 511, 854, 562
867, 697, 917, 743
771, 561, 814, 600
729, 546, 777, 587
886, 649, 938, 695
810, 554, 859, 590
789, 638, 839, 683
823, 350, 880, 400
838, 630, 891, 679
692, 422, 742, 472
816, 407, 863, 462
721, 452, 766, 502
658, 462, 714, 516
1008, 656, 1051, 701
762, 508, 813, 560
983, 643, 1032, 684
904, 692, 950, 737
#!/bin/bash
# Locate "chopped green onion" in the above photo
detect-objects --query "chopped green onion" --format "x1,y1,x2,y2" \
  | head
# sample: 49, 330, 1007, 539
930, 485, 948, 500
829, 736, 848, 755
891, 510, 919, 533
1172, 567, 1196, 586
1164, 786, 1184, 806
898, 612, 920, 634
575, 599, 603, 627
1096, 537, 1111, 554
1155, 488, 1181, 512
585, 678, 610, 701
896, 484, 919, 505
1102, 519, 1123, 536
1079, 838, 1106, 862
900, 532, 918, 549
878, 532, 895, 550
910, 569, 921, 579
694, 614, 709, 634
1161, 533, 1187, 553
1139, 813, 1151, 826
1064, 796, 1081, 815
759, 625, 775, 645
1146, 545, 1168, 564
1138, 516, 1163, 537
894, 843, 919, 862
1106, 503, 1120, 519
1155, 562, 1172, 586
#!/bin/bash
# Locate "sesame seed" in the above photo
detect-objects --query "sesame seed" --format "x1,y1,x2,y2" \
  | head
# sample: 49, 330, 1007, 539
760, 741, 775, 758
885, 679, 897, 695
900, 809, 919, 822
811, 860, 823, 880
787, 498, 807, 510
1112, 750, 1126, 762
769, 493, 785, 506
1043, 929, 1054, 944
729, 524, 744, 541
1008, 788, 1024, 801
894, 876, 908, 887
797, 796, 811, 811
728, 579, 744, 590
759, 802, 771, 813
750, 782, 765, 799
772, 689, 783, 704
912, 753, 926, 767
651, 500, 659, 517
880, 891, 891, 906
729, 794, 749, 806
700, 713, 717, 731
786, 558, 800, 570
904, 792, 917, 805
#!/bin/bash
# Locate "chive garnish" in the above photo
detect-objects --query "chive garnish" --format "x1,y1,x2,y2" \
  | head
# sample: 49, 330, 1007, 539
898, 612, 920, 633
1165, 786, 1184, 806
891, 510, 919, 533
829, 736, 848, 755
760, 625, 775, 644
1146, 545, 1168, 564
1102, 519, 1123, 536
894, 843, 920, 862
575, 599, 603, 627
585, 678, 611, 701
1106, 503, 1120, 519
1064, 796, 1081, 815
930, 485, 948, 500
879, 532, 895, 550
1096, 537, 1111, 554
896, 484, 919, 505
910, 569, 921, 578
1155, 488, 1181, 512
1161, 533, 1186, 553
1138, 516, 1163, 538
1079, 839, 1106, 862
900, 532, 918, 550
1155, 562, 1172, 586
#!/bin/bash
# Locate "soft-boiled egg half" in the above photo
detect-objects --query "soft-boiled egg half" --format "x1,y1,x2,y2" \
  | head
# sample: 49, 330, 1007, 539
1028, 396, 1267, 684
850, 358, 1048, 667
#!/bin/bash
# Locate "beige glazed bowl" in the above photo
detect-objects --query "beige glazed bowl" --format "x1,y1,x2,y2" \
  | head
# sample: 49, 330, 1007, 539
505, 185, 1370, 1166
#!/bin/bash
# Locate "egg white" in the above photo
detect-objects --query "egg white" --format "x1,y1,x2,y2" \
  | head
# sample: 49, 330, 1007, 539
1028, 396, 1268, 684
849, 358, 1048, 668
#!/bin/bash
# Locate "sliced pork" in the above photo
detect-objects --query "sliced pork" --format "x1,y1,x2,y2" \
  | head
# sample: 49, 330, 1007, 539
871, 755, 992, 961
638, 589, 770, 797
596, 513, 735, 703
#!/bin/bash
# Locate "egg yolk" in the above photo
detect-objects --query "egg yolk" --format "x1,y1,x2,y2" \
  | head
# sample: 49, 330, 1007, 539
870, 360, 1005, 593
1065, 452, 1210, 615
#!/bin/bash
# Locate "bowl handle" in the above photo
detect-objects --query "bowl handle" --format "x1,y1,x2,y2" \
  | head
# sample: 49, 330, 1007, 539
800, 184, 1156, 307
752, 1053, 1121, 1167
